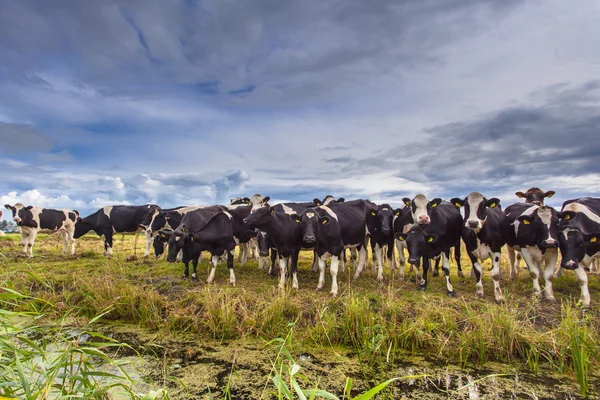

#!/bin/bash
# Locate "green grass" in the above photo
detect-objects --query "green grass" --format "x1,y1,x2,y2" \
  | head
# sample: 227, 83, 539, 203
1, 232, 600, 397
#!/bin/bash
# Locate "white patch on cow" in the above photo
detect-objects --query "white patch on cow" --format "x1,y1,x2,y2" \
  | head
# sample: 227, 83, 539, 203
306, 211, 315, 218
223, 211, 232, 219
250, 194, 267, 213
513, 205, 538, 234
175, 236, 181, 241
412, 194, 430, 225
320, 205, 338, 221
537, 207, 557, 244
103, 206, 113, 219
472, 242, 491, 261
147, 208, 161, 233
281, 204, 295, 214
465, 192, 487, 232
563, 202, 600, 224
322, 196, 335, 205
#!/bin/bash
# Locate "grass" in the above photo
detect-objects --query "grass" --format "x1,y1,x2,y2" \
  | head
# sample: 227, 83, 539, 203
1, 232, 600, 397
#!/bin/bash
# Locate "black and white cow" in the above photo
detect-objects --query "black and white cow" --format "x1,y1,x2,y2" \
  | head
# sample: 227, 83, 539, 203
392, 206, 413, 279
366, 204, 397, 281
554, 197, 600, 306
243, 205, 305, 290
299, 200, 376, 295
160, 206, 237, 285
396, 200, 462, 295
505, 203, 560, 301
451, 193, 511, 302
226, 204, 260, 267
256, 230, 277, 272
507, 187, 556, 279
73, 205, 156, 257
4, 203, 79, 256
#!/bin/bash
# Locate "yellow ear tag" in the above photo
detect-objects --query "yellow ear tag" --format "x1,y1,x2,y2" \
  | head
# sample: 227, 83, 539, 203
455, 202, 461, 207
371, 211, 376, 216
191, 236, 194, 242
432, 203, 437, 208
523, 219, 530, 225
565, 214, 571, 220
316, 202, 321, 206
181, 227, 185, 232
427, 237, 434, 242
489, 203, 496, 208
295, 218, 300, 223
398, 236, 405, 241
591, 237, 597, 243
395, 211, 400, 216
270, 208, 275, 215
321, 219, 328, 225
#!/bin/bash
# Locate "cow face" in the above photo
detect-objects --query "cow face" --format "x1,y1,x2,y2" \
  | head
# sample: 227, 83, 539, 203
153, 233, 169, 258
248, 194, 271, 214
73, 217, 92, 238
396, 226, 437, 266
403, 195, 430, 225
451, 192, 500, 233
313, 196, 345, 206
230, 197, 250, 206
558, 228, 587, 269
515, 187, 555, 206
164, 227, 191, 262
4, 203, 25, 224
368, 205, 394, 235
256, 231, 270, 257
243, 204, 273, 230
517, 207, 559, 249
300, 209, 327, 244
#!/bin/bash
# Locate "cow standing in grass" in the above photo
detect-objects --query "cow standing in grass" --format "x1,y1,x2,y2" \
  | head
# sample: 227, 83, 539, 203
4, 203, 79, 256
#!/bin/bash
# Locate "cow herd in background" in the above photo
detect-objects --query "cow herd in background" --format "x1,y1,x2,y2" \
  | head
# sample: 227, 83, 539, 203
3, 188, 599, 305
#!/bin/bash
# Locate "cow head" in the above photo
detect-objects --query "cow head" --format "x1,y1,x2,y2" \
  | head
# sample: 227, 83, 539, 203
557, 228, 599, 270
243, 204, 273, 230
402, 195, 442, 225
396, 226, 437, 266
451, 192, 500, 233
313, 196, 345, 206
300, 209, 322, 244
516, 206, 559, 250
153, 232, 169, 258
161, 225, 192, 262
367, 204, 395, 235
248, 194, 271, 214
515, 187, 555, 206
256, 231, 270, 257
4, 203, 25, 224
230, 197, 250, 206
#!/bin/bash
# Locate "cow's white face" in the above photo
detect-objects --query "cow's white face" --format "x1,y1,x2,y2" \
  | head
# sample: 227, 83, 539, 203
465, 193, 487, 232
11, 203, 25, 223
537, 207, 557, 246
249, 194, 270, 214
411, 194, 430, 225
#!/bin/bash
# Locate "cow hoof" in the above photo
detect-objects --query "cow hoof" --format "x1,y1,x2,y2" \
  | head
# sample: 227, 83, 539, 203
418, 285, 427, 291
230, 281, 236, 286
432, 270, 439, 277
205, 280, 214, 284
476, 291, 484, 298
376, 276, 384, 282
447, 290, 456, 297
545, 297, 557, 304
329, 291, 338, 297
315, 286, 323, 292
182, 274, 188, 279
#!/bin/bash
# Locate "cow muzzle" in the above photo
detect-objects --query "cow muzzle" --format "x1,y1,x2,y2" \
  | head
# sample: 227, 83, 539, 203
408, 257, 419, 265
543, 239, 558, 248
467, 220, 480, 229
14, 217, 21, 223
561, 260, 578, 270
304, 235, 316, 244
417, 215, 430, 224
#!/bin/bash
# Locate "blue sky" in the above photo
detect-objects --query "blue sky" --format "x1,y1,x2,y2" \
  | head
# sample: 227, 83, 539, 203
1, 0, 600, 219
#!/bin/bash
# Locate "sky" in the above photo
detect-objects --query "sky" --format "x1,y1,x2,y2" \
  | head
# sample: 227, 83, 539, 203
1, 0, 600, 219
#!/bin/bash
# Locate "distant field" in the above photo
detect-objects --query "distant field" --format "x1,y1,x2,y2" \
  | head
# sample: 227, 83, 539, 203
1, 232, 599, 398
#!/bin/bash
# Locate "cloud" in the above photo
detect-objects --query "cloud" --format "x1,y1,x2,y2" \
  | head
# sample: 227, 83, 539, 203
0, 122, 54, 154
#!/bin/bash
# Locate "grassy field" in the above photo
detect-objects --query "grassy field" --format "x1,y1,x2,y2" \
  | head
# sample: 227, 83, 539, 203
1, 232, 599, 398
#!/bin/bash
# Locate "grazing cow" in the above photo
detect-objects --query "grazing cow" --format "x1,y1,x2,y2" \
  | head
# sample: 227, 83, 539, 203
226, 204, 260, 267
299, 200, 376, 295
4, 203, 79, 256
396, 200, 462, 295
554, 197, 600, 306
450, 193, 511, 302
392, 206, 413, 279
73, 205, 157, 257
145, 206, 206, 260
505, 203, 560, 301
243, 205, 305, 290
508, 187, 555, 278
256, 230, 276, 272
515, 187, 555, 206
366, 204, 397, 281
160, 207, 237, 285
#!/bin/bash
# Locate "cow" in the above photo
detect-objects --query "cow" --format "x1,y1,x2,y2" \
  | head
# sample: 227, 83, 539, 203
554, 197, 600, 306
392, 206, 413, 279
508, 187, 556, 279
298, 200, 376, 296
450, 193, 511, 302
256, 230, 276, 271
505, 203, 560, 301
366, 204, 397, 281
160, 207, 237, 285
395, 200, 462, 295
243, 205, 305, 291
226, 204, 260, 267
73, 205, 157, 257
4, 203, 78, 256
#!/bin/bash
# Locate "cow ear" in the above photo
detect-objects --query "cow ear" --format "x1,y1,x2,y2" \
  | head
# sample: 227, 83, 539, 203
243, 197, 251, 204
290, 213, 301, 223
313, 198, 322, 206
402, 197, 411, 207
515, 191, 525, 198
370, 209, 377, 217
450, 198, 464, 208
25, 206, 33, 211
428, 198, 442, 208
393, 208, 402, 216
73, 210, 80, 216
559, 211, 576, 221
544, 191, 555, 198
425, 234, 438, 244
518, 215, 533, 225
263, 196, 271, 203
319, 216, 330, 225
486, 198, 500, 208
4, 204, 12, 210
159, 230, 173, 238
396, 233, 407, 241
337, 197, 345, 203
269, 206, 275, 215
77, 217, 83, 223
584, 233, 599, 243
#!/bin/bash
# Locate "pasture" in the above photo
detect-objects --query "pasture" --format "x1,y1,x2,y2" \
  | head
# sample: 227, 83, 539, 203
1, 232, 599, 399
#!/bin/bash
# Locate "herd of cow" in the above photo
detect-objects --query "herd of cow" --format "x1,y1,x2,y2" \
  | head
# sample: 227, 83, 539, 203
2, 188, 599, 305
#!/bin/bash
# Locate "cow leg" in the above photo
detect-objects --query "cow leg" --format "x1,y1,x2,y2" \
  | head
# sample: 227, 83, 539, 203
350, 248, 358, 270
104, 231, 114, 257
316, 257, 326, 291
228, 250, 236, 286
574, 264, 591, 307
432, 256, 440, 277
395, 239, 405, 280
191, 256, 199, 280
312, 251, 319, 273
339, 250, 346, 273
453, 242, 463, 278
236, 243, 244, 263
20, 231, 28, 256
507, 246, 517, 280
62, 231, 68, 255
207, 255, 219, 284
183, 260, 190, 278
330, 255, 340, 296
27, 230, 37, 257
590, 258, 599, 275
442, 250, 456, 296
290, 251, 300, 290
490, 252, 504, 302
521, 249, 542, 297
469, 252, 484, 298
352, 246, 367, 280
388, 243, 396, 273
143, 231, 153, 257
374, 243, 385, 281
241, 243, 249, 268
268, 250, 278, 276
542, 250, 558, 302
419, 257, 430, 290
278, 256, 288, 290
